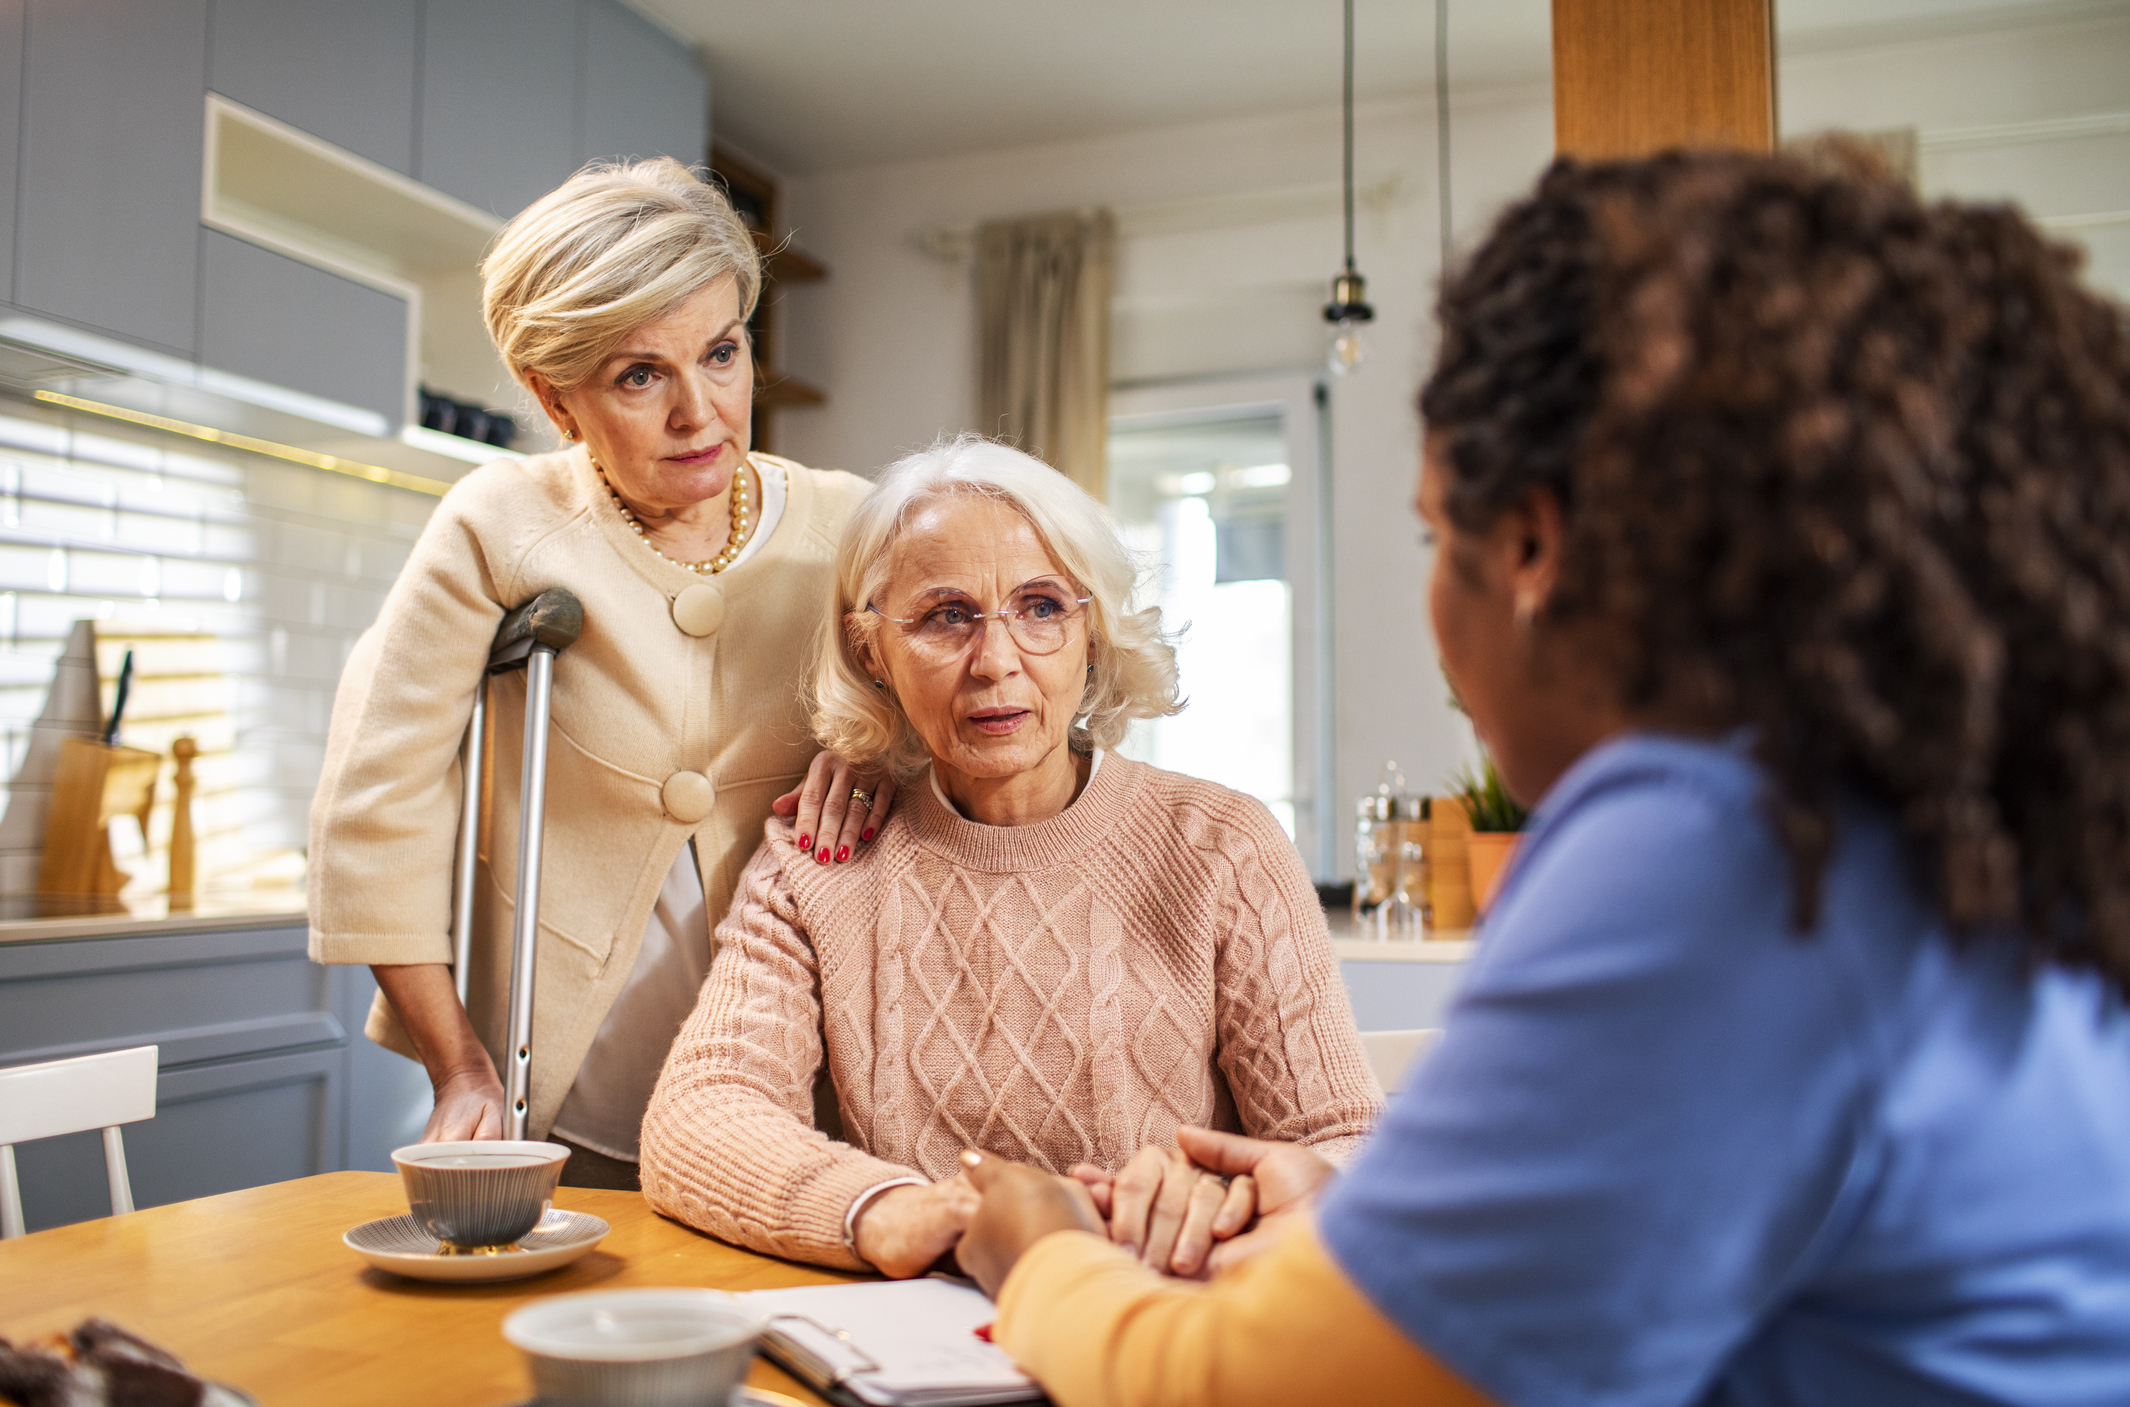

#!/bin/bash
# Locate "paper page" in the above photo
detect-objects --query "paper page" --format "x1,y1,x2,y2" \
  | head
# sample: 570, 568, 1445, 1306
741, 1278, 1038, 1403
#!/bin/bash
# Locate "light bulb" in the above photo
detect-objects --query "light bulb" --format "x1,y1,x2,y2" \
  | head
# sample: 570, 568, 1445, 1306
1328, 318, 1368, 375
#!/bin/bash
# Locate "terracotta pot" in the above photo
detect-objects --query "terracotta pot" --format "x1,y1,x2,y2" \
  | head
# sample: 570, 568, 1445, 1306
1466, 831, 1520, 913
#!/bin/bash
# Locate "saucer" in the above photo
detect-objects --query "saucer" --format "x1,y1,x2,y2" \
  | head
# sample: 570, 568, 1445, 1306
344, 1207, 610, 1283
509, 1392, 804, 1407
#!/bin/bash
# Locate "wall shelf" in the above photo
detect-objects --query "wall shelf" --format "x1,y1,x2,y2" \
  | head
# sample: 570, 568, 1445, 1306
755, 374, 827, 409
757, 235, 828, 284
200, 95, 519, 426
714, 146, 830, 454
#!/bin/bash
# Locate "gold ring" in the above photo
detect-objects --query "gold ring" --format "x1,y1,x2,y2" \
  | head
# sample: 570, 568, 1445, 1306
850, 788, 874, 808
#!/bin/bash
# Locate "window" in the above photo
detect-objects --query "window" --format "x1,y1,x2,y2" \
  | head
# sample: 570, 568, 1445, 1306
1109, 412, 1294, 834
1105, 375, 1332, 870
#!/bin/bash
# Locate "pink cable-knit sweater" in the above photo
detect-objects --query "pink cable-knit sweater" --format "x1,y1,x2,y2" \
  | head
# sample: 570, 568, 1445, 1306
639, 754, 1382, 1271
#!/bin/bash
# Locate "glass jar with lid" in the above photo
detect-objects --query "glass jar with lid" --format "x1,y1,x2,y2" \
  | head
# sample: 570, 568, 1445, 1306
1355, 792, 1397, 923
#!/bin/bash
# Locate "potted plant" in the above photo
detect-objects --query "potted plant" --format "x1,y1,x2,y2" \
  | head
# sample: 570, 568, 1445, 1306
1451, 755, 1528, 913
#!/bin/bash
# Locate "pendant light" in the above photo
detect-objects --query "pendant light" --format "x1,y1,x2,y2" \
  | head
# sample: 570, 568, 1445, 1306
1436, 0, 1452, 274
1323, 0, 1374, 375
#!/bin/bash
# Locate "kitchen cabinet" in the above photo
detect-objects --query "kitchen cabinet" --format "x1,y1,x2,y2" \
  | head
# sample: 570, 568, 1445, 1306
582, 0, 707, 169
418, 0, 581, 220
0, 918, 428, 1234
207, 0, 419, 176
200, 231, 410, 429
0, 0, 22, 305
1338, 949, 1468, 1031
15, 0, 207, 356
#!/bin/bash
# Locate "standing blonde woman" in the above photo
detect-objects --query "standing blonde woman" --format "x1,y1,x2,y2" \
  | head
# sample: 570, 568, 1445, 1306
308, 159, 890, 1189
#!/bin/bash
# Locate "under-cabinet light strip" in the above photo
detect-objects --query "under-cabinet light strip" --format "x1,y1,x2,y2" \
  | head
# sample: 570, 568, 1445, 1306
32, 390, 451, 497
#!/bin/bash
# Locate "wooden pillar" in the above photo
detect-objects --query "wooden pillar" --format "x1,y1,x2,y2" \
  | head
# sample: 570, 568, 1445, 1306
1552, 0, 1775, 158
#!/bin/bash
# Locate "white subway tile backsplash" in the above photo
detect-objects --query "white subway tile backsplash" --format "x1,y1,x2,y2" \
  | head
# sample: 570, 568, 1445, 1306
0, 394, 434, 889
0, 420, 68, 457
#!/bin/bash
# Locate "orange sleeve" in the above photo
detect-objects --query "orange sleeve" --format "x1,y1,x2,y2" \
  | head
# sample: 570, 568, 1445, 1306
993, 1217, 1498, 1407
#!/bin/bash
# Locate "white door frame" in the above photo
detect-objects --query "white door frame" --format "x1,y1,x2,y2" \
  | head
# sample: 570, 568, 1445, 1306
1108, 371, 1334, 877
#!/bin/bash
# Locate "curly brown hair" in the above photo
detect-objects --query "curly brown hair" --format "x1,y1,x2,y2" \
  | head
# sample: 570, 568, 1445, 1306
1422, 148, 2130, 991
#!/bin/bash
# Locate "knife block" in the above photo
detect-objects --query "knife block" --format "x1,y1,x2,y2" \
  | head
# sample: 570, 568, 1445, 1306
39, 735, 162, 906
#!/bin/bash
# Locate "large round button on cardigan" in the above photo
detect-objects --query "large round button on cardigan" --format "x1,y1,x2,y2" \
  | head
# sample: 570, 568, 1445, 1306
662, 771, 716, 823
673, 583, 726, 637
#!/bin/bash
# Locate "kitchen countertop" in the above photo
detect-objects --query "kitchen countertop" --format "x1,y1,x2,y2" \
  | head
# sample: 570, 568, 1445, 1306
0, 889, 307, 944
1326, 908, 1476, 963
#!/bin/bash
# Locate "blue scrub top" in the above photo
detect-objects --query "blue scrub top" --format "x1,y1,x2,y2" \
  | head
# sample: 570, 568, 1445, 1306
1319, 734, 2130, 1407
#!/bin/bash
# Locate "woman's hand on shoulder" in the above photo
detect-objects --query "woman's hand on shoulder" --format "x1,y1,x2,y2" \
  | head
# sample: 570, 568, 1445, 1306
851, 1172, 978, 1279
773, 751, 897, 866
1069, 1143, 1258, 1280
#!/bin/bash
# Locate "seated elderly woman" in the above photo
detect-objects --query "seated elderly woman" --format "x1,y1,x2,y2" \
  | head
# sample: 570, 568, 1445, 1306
639, 437, 1380, 1276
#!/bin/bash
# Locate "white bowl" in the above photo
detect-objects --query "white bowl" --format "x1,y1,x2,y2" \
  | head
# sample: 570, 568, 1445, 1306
503, 1288, 769, 1407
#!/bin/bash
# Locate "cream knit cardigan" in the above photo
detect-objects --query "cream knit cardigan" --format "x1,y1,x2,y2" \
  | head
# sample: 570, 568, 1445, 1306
640, 754, 1383, 1270
307, 445, 868, 1139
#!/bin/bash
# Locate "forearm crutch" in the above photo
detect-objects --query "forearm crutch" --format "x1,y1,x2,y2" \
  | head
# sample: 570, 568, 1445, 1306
449, 588, 583, 1140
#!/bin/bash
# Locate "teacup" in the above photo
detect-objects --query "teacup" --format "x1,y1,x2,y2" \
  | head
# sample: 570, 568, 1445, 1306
390, 1140, 569, 1250
503, 1288, 768, 1407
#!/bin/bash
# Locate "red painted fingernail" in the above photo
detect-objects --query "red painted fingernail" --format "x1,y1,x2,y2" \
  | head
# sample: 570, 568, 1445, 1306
817, 848, 830, 864
797, 834, 810, 851
861, 827, 875, 843
836, 845, 850, 863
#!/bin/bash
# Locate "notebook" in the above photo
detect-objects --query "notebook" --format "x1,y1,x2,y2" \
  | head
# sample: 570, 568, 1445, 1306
738, 1278, 1043, 1407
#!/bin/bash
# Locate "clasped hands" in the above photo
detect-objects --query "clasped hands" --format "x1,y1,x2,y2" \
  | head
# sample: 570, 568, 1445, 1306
851, 1126, 1336, 1296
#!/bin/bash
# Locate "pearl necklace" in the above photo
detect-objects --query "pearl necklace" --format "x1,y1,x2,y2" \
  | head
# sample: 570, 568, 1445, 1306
597, 458, 757, 574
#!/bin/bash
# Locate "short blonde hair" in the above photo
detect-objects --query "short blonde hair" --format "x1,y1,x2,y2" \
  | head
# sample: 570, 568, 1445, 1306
813, 436, 1182, 776
481, 158, 761, 394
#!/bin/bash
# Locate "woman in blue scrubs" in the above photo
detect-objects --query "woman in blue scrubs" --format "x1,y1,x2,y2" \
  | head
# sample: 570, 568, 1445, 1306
954, 145, 2130, 1407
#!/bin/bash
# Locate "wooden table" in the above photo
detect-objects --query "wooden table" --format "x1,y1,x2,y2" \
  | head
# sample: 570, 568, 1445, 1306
0, 1171, 866, 1405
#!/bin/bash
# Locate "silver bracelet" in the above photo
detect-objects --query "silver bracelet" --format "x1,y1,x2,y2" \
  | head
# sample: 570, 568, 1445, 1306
841, 1176, 929, 1250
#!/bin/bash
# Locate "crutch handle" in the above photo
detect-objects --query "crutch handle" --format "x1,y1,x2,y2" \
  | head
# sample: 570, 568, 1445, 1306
488, 588, 583, 674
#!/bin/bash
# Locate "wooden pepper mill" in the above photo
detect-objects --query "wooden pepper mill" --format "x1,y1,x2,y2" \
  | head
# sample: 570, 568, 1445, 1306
169, 735, 198, 911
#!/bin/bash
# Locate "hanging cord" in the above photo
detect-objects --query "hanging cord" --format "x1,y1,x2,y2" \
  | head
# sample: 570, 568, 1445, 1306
1435, 0, 1452, 273
1342, 0, 1357, 276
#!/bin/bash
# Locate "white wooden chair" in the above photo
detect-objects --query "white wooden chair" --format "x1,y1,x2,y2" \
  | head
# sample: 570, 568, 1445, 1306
1359, 1028, 1443, 1097
0, 1045, 158, 1238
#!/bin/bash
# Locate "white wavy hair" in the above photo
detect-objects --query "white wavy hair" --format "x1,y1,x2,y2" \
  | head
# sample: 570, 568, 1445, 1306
812, 435, 1182, 777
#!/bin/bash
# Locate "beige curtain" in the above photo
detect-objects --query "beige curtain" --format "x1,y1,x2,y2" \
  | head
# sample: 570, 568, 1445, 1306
975, 209, 1116, 499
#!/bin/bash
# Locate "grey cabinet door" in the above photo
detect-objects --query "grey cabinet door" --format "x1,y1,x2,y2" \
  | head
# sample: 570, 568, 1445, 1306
9, 1048, 345, 1232
0, 924, 348, 1234
418, 0, 582, 219
581, 0, 705, 169
208, 0, 419, 175
200, 231, 409, 429
15, 0, 207, 355
0, 0, 22, 304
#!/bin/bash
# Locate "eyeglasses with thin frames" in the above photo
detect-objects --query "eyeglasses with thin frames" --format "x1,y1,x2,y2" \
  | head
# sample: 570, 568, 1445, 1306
866, 577, 1093, 661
